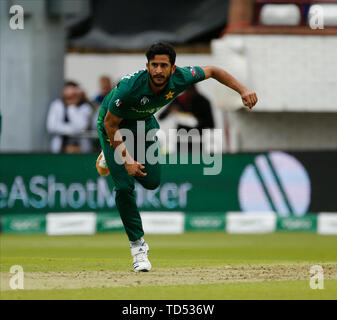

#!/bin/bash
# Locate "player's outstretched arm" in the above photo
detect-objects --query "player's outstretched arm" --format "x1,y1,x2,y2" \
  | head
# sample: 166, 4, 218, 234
201, 66, 258, 109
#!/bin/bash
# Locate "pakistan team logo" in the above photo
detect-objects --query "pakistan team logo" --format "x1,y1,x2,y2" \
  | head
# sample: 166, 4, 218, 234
238, 151, 311, 217
140, 96, 149, 105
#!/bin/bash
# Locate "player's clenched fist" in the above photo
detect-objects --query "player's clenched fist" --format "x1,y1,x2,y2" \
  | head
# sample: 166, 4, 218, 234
241, 90, 258, 109
125, 161, 147, 177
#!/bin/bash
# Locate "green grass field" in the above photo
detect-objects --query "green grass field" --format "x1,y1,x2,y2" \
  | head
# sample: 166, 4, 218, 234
0, 232, 336, 300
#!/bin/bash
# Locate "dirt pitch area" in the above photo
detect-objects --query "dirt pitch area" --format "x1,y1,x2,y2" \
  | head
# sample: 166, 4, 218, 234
1, 263, 336, 291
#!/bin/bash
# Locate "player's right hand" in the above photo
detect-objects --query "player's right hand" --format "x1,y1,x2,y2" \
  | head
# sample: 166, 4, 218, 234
125, 161, 147, 177
241, 90, 258, 109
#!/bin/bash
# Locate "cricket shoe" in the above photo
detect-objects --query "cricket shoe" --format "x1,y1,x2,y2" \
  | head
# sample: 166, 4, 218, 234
131, 241, 152, 272
96, 151, 110, 176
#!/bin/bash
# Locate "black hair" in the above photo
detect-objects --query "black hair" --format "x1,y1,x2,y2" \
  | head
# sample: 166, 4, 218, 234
146, 42, 176, 65
64, 80, 79, 88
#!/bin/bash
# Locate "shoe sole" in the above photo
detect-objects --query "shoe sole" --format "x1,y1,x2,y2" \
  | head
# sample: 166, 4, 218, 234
133, 262, 151, 272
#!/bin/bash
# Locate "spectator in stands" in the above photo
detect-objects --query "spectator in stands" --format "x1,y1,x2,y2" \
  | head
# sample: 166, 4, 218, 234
46, 82, 93, 154
93, 76, 114, 105
159, 84, 214, 133
91, 76, 115, 149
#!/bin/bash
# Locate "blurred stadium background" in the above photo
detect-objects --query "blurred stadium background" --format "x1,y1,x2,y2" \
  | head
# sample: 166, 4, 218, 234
0, 0, 337, 299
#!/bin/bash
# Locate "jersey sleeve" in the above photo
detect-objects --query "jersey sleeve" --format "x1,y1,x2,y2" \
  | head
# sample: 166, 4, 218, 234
104, 83, 131, 119
180, 66, 205, 85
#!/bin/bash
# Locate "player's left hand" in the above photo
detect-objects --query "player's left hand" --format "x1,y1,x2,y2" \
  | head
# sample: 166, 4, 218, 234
241, 90, 258, 109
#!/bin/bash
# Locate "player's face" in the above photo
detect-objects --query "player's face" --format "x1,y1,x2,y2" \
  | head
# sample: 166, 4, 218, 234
147, 55, 176, 87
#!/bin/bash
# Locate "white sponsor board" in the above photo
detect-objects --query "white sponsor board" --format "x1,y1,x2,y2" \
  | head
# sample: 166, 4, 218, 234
46, 212, 96, 235
226, 211, 277, 234
141, 212, 184, 234
317, 213, 337, 235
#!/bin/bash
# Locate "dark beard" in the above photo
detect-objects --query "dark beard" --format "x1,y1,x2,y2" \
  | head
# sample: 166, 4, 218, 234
149, 73, 170, 88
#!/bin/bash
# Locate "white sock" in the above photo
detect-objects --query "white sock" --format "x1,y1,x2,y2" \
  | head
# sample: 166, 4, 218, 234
130, 237, 145, 248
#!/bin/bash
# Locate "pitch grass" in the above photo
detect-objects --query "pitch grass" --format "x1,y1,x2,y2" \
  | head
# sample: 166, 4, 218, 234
0, 232, 336, 299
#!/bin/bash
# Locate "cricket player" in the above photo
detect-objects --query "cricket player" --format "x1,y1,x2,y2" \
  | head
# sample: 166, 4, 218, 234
96, 42, 257, 272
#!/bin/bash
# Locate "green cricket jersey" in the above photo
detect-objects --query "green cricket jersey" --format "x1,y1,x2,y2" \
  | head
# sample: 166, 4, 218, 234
97, 66, 205, 133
